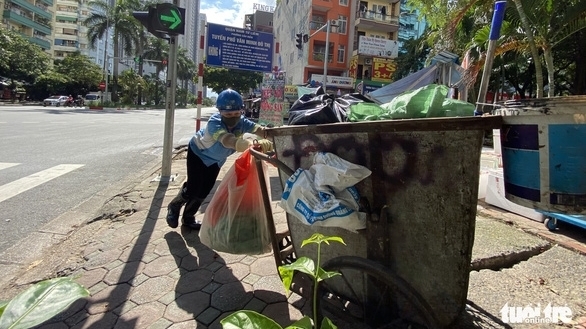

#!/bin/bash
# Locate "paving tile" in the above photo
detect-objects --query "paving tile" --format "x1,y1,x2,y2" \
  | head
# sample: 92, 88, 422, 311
103, 260, 145, 285
75, 268, 107, 289
253, 276, 288, 303
147, 318, 173, 329
175, 269, 213, 294
130, 276, 175, 304
179, 253, 200, 271
213, 263, 250, 283
70, 310, 118, 329
167, 320, 203, 328
242, 273, 261, 285
115, 301, 166, 329
119, 244, 157, 263
112, 299, 137, 316
261, 301, 305, 328
165, 291, 210, 322
197, 307, 222, 326
159, 290, 177, 305
243, 297, 268, 313
86, 283, 133, 315
250, 256, 279, 277
211, 281, 254, 312
143, 255, 177, 277
83, 248, 123, 270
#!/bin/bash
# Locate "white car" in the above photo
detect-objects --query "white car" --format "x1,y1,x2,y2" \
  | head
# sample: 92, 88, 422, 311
43, 95, 68, 107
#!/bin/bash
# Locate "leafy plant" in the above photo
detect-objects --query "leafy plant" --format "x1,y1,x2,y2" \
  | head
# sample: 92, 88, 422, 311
0, 277, 89, 329
221, 233, 345, 329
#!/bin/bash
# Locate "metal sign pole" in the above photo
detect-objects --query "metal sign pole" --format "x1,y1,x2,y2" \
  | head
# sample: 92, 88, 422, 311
322, 20, 329, 90
160, 35, 178, 180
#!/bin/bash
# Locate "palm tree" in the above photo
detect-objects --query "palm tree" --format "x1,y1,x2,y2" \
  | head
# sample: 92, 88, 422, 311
176, 47, 196, 106
84, 0, 143, 101
142, 36, 169, 105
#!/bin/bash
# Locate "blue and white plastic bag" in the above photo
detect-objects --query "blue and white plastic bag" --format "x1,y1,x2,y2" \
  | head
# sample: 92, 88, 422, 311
279, 152, 371, 232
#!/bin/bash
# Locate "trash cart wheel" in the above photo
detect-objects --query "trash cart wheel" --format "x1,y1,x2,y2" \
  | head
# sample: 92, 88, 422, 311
544, 217, 558, 231
315, 256, 439, 329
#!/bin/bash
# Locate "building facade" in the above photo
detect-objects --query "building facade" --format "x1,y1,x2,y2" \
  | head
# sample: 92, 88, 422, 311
1, 0, 54, 52
274, 0, 401, 94
52, 0, 90, 60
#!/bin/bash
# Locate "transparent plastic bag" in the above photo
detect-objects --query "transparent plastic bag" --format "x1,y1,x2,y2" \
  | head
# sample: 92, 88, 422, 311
199, 150, 272, 255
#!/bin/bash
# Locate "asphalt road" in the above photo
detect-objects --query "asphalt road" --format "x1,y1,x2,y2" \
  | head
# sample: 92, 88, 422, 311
0, 105, 217, 251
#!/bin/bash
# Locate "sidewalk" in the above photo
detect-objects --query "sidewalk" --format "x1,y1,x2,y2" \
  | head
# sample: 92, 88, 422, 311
1, 146, 585, 329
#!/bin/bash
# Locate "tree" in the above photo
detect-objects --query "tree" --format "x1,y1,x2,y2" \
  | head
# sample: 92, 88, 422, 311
177, 47, 196, 106
142, 36, 169, 105
118, 69, 144, 104
54, 52, 103, 96
203, 66, 263, 94
84, 0, 143, 101
0, 27, 51, 100
393, 37, 430, 81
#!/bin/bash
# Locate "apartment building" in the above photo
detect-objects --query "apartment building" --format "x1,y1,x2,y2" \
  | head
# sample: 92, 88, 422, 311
52, 0, 90, 60
274, 0, 400, 94
1, 0, 54, 52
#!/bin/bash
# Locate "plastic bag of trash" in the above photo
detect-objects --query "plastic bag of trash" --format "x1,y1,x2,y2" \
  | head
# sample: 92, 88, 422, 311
279, 152, 372, 232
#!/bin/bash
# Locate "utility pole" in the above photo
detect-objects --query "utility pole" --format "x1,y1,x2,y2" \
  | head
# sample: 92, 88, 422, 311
161, 34, 178, 179
133, 0, 185, 181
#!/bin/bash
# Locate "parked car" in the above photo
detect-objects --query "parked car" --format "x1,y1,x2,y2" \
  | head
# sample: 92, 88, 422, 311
84, 94, 100, 101
43, 96, 68, 107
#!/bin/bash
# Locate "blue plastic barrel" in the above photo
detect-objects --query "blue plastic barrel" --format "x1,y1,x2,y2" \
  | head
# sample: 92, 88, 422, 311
496, 96, 586, 214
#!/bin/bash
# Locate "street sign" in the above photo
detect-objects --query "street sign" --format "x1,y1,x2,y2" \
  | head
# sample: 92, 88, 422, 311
152, 3, 185, 35
99, 81, 106, 91
206, 23, 274, 72
162, 59, 168, 65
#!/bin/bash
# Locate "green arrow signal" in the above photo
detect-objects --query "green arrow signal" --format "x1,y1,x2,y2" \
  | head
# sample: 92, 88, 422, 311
160, 9, 181, 30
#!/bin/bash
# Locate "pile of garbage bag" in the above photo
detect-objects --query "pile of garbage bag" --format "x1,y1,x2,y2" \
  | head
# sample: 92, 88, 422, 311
286, 84, 475, 125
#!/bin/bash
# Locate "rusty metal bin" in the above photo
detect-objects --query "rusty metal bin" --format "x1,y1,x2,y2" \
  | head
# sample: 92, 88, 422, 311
265, 116, 502, 328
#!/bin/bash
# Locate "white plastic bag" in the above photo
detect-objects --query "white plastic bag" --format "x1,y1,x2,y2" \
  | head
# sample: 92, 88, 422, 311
279, 152, 371, 232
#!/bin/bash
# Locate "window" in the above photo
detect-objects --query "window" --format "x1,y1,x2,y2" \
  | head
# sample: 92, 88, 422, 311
337, 15, 347, 34
337, 45, 345, 63
339, 0, 348, 5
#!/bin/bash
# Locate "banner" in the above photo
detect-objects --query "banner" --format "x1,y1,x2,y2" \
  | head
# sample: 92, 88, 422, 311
358, 36, 399, 58
371, 57, 397, 82
258, 72, 286, 127
349, 56, 358, 78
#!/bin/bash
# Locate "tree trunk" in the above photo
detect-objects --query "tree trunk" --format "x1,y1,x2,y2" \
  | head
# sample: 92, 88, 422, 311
112, 36, 120, 102
543, 46, 555, 97
573, 31, 586, 95
512, 0, 544, 98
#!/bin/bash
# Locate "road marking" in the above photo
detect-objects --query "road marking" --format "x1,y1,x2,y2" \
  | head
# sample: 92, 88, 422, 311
0, 163, 20, 171
0, 164, 84, 203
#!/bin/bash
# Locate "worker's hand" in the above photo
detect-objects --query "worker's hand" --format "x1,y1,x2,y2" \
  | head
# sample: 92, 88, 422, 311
235, 138, 252, 152
254, 139, 274, 153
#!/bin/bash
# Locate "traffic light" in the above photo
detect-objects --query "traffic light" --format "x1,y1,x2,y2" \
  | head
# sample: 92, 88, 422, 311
303, 34, 309, 43
132, 3, 185, 39
295, 33, 303, 50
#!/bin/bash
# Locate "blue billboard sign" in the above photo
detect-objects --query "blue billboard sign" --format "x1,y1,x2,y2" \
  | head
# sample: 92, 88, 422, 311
206, 23, 274, 72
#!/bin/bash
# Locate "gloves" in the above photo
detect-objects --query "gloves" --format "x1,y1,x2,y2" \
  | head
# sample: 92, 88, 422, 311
235, 138, 252, 152
254, 139, 274, 153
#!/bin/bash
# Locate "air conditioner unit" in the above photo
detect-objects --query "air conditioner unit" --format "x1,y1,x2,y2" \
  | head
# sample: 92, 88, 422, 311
330, 19, 338, 26
364, 58, 372, 65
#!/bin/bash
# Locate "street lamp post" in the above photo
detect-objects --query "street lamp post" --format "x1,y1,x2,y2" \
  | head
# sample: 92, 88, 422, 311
322, 19, 337, 91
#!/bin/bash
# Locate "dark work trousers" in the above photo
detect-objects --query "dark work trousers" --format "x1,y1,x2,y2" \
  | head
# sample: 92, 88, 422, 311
185, 146, 221, 200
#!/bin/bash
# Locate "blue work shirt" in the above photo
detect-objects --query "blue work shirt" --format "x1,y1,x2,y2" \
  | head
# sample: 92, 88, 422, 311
189, 113, 259, 167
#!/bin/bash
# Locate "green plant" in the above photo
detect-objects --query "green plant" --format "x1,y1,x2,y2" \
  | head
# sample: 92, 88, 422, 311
221, 233, 344, 329
0, 277, 89, 329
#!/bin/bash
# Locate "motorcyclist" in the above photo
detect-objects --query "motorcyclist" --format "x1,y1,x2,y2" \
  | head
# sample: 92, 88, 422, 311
75, 95, 84, 107
67, 95, 73, 106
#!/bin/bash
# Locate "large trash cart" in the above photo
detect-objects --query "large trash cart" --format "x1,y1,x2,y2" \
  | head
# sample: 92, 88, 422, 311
252, 116, 502, 328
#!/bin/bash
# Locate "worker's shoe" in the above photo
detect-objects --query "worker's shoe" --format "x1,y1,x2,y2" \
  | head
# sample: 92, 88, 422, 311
166, 184, 188, 228
181, 197, 205, 230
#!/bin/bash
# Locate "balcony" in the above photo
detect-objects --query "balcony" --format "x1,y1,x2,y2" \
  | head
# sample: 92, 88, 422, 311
312, 0, 333, 13
39, 0, 53, 6
30, 36, 51, 49
3, 9, 51, 34
312, 52, 333, 63
9, 0, 52, 19
355, 10, 399, 32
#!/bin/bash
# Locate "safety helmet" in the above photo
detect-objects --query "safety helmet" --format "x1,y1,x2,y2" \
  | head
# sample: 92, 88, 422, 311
216, 89, 243, 111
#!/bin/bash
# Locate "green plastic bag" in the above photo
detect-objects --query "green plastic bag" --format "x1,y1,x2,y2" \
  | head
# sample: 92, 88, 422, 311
441, 98, 475, 117
380, 84, 449, 119
347, 103, 392, 122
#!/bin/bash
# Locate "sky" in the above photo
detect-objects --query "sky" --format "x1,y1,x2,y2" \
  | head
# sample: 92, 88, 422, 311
199, 0, 276, 27
199, 0, 276, 97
